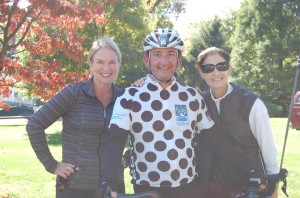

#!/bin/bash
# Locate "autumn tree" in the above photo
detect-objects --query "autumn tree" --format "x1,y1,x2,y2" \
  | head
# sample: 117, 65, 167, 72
0, 0, 187, 110
0, 0, 115, 110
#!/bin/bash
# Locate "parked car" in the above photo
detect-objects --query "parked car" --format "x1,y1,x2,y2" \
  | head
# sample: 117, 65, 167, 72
0, 106, 33, 116
291, 91, 300, 130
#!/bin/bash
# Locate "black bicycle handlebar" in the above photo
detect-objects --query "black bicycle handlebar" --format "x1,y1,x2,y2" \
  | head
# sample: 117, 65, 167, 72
106, 191, 160, 198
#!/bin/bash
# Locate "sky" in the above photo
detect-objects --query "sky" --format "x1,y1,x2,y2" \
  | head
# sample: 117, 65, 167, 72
171, 0, 242, 37
18, 0, 242, 38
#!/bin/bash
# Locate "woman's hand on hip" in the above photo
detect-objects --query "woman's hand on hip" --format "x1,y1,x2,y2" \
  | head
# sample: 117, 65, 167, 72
54, 162, 79, 179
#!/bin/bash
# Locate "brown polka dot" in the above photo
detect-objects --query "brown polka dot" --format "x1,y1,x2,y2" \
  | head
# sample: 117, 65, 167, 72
164, 130, 174, 140
120, 98, 130, 109
186, 148, 192, 158
179, 158, 188, 169
197, 113, 203, 122
183, 129, 192, 139
141, 111, 153, 122
175, 139, 185, 149
171, 170, 180, 181
153, 120, 164, 131
139, 180, 149, 186
189, 100, 199, 111
128, 88, 138, 96
145, 151, 157, 162
160, 181, 172, 187
187, 88, 196, 96
136, 142, 144, 153
147, 83, 158, 91
132, 101, 141, 112
132, 122, 143, 133
191, 120, 196, 130
187, 167, 193, 177
162, 110, 172, 120
148, 171, 160, 182
143, 131, 154, 142
154, 140, 167, 151
140, 92, 151, 102
137, 161, 147, 172
151, 100, 162, 111
167, 149, 178, 160
157, 161, 170, 172
160, 90, 170, 100
180, 178, 188, 185
170, 84, 178, 91
201, 98, 205, 109
179, 92, 188, 101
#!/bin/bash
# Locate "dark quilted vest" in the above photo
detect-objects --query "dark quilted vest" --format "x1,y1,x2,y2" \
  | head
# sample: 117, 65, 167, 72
202, 83, 266, 197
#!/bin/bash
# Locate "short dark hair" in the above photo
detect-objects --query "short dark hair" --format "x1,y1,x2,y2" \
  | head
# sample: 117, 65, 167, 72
196, 47, 230, 67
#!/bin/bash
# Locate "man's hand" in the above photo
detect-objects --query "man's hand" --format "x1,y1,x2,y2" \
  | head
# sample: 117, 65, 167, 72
131, 77, 146, 87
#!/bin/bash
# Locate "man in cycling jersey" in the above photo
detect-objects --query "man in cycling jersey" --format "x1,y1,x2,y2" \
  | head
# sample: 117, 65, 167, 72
94, 28, 214, 198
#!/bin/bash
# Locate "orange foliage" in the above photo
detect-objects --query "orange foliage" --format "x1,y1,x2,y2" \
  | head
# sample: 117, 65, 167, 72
0, 0, 114, 109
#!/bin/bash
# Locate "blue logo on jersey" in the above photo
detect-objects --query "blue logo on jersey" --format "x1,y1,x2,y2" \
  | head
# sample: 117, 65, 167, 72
175, 104, 189, 125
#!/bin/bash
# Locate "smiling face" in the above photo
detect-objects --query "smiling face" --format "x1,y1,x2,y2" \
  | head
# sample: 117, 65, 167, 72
198, 53, 230, 98
144, 48, 182, 84
89, 46, 120, 86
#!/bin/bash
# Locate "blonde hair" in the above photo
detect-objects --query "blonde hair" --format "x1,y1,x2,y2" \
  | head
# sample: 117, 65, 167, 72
87, 37, 121, 64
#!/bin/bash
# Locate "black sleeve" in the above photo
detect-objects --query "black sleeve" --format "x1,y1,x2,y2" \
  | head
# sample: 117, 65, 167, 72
123, 149, 131, 168
101, 125, 128, 190
194, 128, 214, 197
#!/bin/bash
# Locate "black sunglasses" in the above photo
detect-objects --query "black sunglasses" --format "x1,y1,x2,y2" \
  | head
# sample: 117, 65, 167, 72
200, 61, 229, 73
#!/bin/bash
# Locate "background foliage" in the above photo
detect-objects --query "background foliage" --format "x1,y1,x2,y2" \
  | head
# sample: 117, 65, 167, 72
1, 0, 300, 116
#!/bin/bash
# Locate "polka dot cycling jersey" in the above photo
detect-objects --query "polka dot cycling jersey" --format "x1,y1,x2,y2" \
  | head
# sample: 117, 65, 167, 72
109, 77, 214, 188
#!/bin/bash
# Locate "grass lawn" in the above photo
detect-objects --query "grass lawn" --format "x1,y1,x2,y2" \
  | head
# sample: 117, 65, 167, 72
0, 118, 299, 198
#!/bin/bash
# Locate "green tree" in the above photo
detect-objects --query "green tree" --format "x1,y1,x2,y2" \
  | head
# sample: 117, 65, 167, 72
146, 0, 186, 27
230, 0, 300, 116
79, 0, 150, 88
95, 0, 188, 87
181, 16, 230, 91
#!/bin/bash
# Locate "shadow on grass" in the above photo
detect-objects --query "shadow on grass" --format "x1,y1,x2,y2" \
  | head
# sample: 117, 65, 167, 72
46, 131, 62, 146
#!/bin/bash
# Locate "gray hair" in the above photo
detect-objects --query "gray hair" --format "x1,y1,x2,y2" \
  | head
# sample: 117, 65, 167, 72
87, 37, 121, 64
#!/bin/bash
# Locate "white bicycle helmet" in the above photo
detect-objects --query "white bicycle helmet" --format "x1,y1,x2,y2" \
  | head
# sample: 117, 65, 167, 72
143, 28, 184, 52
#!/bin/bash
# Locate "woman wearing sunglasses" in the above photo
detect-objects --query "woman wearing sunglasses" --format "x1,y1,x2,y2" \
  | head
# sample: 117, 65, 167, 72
195, 47, 279, 198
